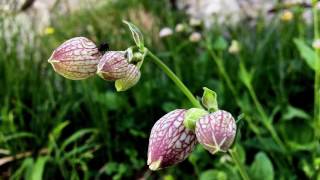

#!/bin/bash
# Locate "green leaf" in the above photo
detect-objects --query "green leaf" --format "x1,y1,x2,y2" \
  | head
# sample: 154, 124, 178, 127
293, 38, 316, 71
3, 132, 36, 142
11, 158, 34, 180
245, 137, 283, 153
201, 87, 218, 112
236, 144, 246, 164
102, 162, 118, 175
282, 105, 312, 121
50, 121, 70, 140
64, 144, 100, 159
163, 174, 175, 180
61, 128, 97, 150
31, 156, 48, 180
280, 120, 316, 151
249, 152, 274, 180
239, 62, 252, 86
123, 20, 144, 49
213, 36, 228, 51
200, 170, 228, 180
183, 108, 208, 130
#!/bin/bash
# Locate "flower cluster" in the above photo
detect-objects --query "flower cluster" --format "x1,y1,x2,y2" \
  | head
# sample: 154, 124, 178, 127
148, 108, 236, 170
48, 23, 238, 172
48, 37, 141, 91
159, 18, 203, 43
147, 88, 237, 170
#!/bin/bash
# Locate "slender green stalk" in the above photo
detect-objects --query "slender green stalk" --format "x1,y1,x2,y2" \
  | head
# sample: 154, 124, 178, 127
207, 48, 287, 152
146, 49, 202, 108
312, 0, 320, 138
229, 147, 251, 180
246, 85, 286, 152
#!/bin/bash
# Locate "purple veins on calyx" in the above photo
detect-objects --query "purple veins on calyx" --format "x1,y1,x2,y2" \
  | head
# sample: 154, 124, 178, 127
96, 51, 130, 81
147, 109, 197, 171
115, 64, 141, 91
48, 37, 102, 80
195, 110, 236, 154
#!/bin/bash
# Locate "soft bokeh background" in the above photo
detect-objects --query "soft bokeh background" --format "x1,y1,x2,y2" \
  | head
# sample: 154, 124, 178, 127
0, 0, 319, 179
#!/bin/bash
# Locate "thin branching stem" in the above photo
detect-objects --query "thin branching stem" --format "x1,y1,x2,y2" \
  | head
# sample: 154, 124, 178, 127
312, 0, 320, 138
207, 47, 287, 153
229, 147, 251, 180
146, 49, 202, 108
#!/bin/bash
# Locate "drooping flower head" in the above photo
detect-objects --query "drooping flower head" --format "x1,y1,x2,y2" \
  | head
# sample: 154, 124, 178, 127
96, 49, 141, 91
195, 110, 236, 154
48, 37, 102, 80
115, 64, 141, 91
147, 109, 197, 170
97, 51, 130, 81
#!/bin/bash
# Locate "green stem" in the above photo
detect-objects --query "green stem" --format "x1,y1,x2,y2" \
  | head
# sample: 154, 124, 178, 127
229, 147, 251, 180
207, 51, 239, 103
312, 0, 320, 138
146, 49, 202, 108
207, 48, 286, 152
246, 85, 286, 152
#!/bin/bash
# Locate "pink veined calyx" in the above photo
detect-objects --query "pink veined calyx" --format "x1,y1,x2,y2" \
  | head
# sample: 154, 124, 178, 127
195, 110, 237, 154
48, 37, 102, 80
147, 109, 197, 170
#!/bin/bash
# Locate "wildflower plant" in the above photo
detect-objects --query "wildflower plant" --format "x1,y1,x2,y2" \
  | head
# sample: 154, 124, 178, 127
48, 21, 248, 179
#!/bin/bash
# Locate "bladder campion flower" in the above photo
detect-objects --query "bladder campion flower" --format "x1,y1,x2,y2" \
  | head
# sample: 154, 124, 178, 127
96, 49, 141, 91
189, 32, 202, 42
48, 37, 102, 80
97, 51, 130, 81
175, 23, 185, 32
147, 109, 197, 170
159, 27, 173, 38
195, 110, 236, 154
115, 64, 141, 91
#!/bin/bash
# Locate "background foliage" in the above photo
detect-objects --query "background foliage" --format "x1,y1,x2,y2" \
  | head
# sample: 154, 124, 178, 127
0, 0, 319, 179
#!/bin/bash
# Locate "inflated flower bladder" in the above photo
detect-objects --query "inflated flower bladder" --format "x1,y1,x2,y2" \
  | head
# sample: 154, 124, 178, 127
48, 20, 245, 178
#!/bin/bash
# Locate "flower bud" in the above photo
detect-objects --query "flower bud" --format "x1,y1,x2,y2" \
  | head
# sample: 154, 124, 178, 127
228, 40, 241, 54
115, 64, 141, 91
97, 51, 130, 81
195, 110, 236, 154
189, 18, 202, 27
313, 39, 320, 50
189, 32, 202, 42
280, 10, 293, 22
175, 23, 185, 32
159, 27, 173, 38
148, 109, 197, 170
48, 37, 102, 80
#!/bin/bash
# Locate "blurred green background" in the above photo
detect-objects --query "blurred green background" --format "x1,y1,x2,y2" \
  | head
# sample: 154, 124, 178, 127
0, 0, 320, 179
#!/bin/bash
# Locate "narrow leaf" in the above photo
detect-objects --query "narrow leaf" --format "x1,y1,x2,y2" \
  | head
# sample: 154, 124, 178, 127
31, 156, 48, 180
61, 128, 97, 150
293, 38, 316, 71
123, 20, 144, 49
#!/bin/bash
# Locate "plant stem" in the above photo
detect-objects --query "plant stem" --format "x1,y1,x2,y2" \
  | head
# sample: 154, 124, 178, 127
246, 85, 286, 152
229, 147, 251, 180
312, 0, 320, 138
146, 49, 202, 108
207, 49, 287, 152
